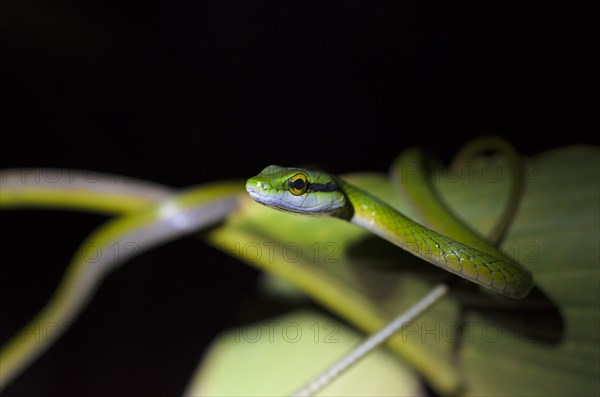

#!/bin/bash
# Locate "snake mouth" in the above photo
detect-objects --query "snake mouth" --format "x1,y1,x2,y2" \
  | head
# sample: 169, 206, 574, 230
245, 182, 264, 200
246, 184, 312, 214
246, 185, 291, 211
245, 183, 280, 209
246, 189, 341, 217
246, 187, 264, 204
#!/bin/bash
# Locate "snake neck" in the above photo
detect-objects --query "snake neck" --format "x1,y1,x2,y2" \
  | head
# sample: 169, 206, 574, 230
335, 177, 411, 238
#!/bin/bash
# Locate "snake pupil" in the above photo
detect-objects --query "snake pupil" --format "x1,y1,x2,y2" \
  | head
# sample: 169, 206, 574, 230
292, 179, 305, 190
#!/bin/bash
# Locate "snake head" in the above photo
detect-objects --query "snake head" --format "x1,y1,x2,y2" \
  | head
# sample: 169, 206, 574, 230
246, 165, 347, 216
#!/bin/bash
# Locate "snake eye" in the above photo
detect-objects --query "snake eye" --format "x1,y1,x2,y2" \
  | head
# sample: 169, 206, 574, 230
288, 173, 309, 195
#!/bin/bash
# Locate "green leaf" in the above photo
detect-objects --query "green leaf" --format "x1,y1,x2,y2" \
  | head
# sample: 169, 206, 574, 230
186, 310, 424, 396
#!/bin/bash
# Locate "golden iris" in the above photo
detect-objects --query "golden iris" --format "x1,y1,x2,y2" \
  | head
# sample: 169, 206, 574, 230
288, 173, 309, 195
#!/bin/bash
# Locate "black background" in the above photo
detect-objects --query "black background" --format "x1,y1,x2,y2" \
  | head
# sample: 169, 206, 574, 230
1, 2, 596, 396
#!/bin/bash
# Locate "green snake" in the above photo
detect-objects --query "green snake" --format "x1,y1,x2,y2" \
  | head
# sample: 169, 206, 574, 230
0, 174, 242, 390
246, 164, 534, 299
0, 140, 534, 392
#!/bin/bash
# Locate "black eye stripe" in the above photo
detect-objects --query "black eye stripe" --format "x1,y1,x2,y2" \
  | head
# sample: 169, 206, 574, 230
309, 182, 338, 192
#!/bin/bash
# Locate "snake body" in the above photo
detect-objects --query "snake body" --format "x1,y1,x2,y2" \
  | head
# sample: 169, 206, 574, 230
0, 149, 535, 390
246, 165, 534, 299
0, 173, 242, 391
